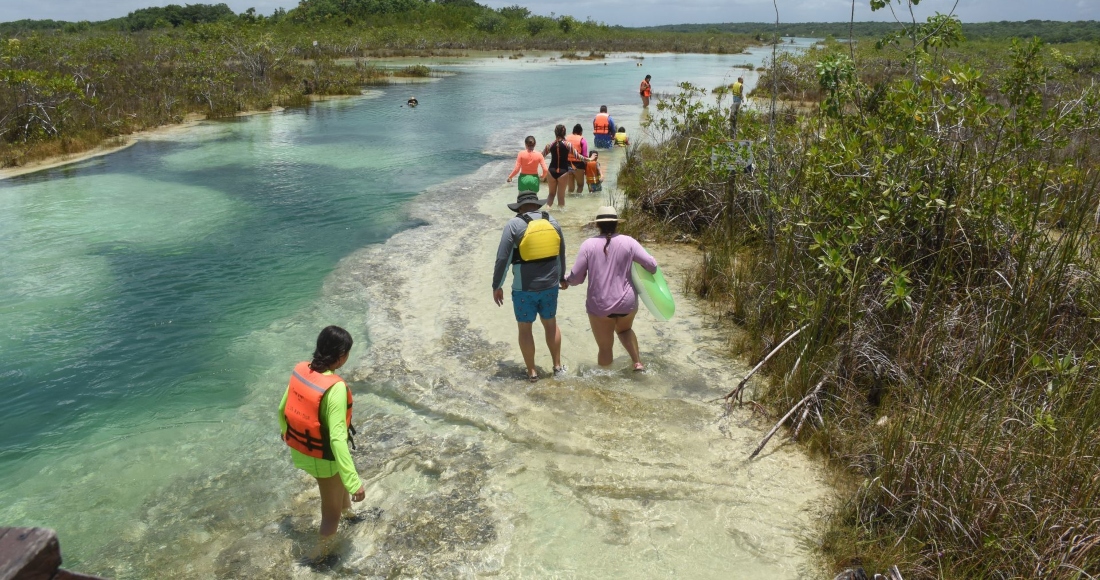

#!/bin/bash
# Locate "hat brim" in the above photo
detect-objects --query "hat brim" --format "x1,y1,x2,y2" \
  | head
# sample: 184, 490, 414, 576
508, 198, 549, 212
594, 217, 619, 222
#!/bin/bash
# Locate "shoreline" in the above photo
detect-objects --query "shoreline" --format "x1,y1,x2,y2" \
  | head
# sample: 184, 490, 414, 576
0, 92, 394, 181
0, 108, 281, 180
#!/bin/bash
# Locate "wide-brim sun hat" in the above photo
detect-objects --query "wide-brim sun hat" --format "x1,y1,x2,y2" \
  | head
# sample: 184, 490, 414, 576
508, 191, 549, 212
594, 206, 619, 222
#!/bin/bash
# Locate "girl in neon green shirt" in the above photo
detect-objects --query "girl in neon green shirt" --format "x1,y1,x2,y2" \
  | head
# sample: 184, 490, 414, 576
278, 325, 365, 549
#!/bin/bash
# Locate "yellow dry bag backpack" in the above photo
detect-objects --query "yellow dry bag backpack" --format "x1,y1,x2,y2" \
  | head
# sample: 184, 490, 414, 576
514, 212, 561, 263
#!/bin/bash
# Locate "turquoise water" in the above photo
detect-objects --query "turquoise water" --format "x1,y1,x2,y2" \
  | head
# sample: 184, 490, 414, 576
0, 45, 818, 578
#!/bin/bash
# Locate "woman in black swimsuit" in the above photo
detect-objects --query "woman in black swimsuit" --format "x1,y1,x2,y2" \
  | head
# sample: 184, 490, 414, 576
542, 124, 578, 211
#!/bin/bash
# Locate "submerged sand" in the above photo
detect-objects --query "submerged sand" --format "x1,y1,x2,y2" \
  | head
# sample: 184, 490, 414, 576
238, 133, 831, 578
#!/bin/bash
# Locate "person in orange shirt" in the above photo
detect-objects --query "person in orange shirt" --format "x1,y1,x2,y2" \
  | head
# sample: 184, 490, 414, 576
639, 74, 652, 107
507, 136, 549, 193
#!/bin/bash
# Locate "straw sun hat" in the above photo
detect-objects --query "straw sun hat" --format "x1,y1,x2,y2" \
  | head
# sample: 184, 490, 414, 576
594, 206, 619, 222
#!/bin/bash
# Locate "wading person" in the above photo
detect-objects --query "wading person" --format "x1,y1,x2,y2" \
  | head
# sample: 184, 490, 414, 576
542, 124, 579, 211
563, 207, 656, 371
613, 126, 630, 147
565, 124, 589, 195
592, 105, 617, 149
507, 136, 548, 194
278, 325, 365, 554
729, 76, 744, 134
585, 151, 603, 193
639, 74, 652, 107
493, 192, 567, 381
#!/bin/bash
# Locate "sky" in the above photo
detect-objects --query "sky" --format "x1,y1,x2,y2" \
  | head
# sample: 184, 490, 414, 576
2, 0, 1097, 26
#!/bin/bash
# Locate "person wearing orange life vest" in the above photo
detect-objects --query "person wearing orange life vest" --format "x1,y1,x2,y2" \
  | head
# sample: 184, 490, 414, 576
565, 124, 589, 195
639, 74, 652, 107
585, 151, 604, 193
278, 325, 365, 547
592, 105, 617, 149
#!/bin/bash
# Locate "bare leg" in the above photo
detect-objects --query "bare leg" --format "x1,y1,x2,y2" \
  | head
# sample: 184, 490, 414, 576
545, 175, 559, 207
540, 316, 562, 368
588, 314, 618, 366
555, 172, 570, 209
317, 474, 350, 538
613, 310, 642, 366
517, 321, 537, 378
571, 169, 585, 194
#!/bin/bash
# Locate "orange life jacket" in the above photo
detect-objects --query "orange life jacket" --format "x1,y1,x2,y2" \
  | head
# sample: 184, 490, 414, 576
585, 160, 601, 184
566, 134, 584, 162
282, 361, 353, 460
593, 113, 611, 135
640, 80, 651, 97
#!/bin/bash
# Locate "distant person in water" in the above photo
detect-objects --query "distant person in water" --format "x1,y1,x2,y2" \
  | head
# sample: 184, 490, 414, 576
565, 124, 589, 195
542, 124, 580, 211
592, 105, 617, 149
613, 126, 630, 147
729, 76, 744, 133
507, 136, 548, 194
493, 192, 567, 382
279, 325, 365, 554
585, 151, 603, 193
407, 96, 418, 107
563, 207, 656, 371
639, 74, 652, 107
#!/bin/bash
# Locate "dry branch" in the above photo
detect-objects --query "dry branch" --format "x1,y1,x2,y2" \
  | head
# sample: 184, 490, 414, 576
750, 377, 826, 459
724, 323, 807, 405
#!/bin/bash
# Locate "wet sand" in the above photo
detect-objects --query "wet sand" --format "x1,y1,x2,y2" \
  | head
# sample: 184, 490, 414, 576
270, 139, 832, 577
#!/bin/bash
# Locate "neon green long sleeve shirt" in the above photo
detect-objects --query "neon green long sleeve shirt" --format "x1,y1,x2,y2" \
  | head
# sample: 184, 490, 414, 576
278, 376, 363, 495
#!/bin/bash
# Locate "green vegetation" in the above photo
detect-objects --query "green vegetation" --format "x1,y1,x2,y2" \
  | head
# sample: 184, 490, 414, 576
621, 6, 1100, 579
645, 20, 1100, 44
394, 64, 433, 77
0, 1, 757, 167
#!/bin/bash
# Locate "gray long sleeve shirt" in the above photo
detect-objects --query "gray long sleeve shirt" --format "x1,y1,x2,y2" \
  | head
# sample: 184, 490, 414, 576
492, 211, 566, 292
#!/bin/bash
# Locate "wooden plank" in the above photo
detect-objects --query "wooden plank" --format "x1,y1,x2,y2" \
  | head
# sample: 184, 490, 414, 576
0, 527, 61, 580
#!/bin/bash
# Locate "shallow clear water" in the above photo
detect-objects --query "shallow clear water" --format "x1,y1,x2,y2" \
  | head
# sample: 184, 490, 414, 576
0, 44, 824, 579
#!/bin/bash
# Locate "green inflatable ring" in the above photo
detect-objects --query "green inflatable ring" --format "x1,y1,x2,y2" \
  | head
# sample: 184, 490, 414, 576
632, 261, 675, 321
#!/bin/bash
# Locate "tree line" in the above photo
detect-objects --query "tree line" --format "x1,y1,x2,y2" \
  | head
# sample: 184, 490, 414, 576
646, 20, 1100, 44
0, 1, 757, 168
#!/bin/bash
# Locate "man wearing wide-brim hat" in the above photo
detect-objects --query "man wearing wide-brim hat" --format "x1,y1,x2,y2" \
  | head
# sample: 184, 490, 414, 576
493, 191, 568, 382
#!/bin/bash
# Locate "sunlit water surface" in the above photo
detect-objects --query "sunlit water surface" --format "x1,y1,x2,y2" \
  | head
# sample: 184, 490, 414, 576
0, 43, 825, 578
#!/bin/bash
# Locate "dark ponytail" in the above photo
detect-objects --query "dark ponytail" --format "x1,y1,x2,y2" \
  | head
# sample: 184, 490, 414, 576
310, 325, 353, 372
598, 221, 617, 255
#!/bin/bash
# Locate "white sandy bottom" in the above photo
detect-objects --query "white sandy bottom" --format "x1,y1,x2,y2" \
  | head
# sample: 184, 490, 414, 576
248, 149, 833, 578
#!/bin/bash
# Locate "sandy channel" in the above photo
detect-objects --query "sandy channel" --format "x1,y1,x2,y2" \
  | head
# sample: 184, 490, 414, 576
246, 138, 831, 578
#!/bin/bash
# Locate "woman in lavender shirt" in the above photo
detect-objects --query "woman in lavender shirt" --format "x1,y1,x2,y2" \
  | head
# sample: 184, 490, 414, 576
564, 206, 658, 371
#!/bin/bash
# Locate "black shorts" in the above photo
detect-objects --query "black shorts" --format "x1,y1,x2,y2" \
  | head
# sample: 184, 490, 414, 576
572, 161, 587, 170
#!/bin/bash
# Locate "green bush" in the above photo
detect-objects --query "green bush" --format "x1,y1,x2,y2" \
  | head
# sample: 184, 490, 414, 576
622, 31, 1100, 579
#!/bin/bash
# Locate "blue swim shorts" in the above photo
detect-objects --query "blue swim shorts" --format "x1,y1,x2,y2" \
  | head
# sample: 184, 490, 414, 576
511, 287, 559, 323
